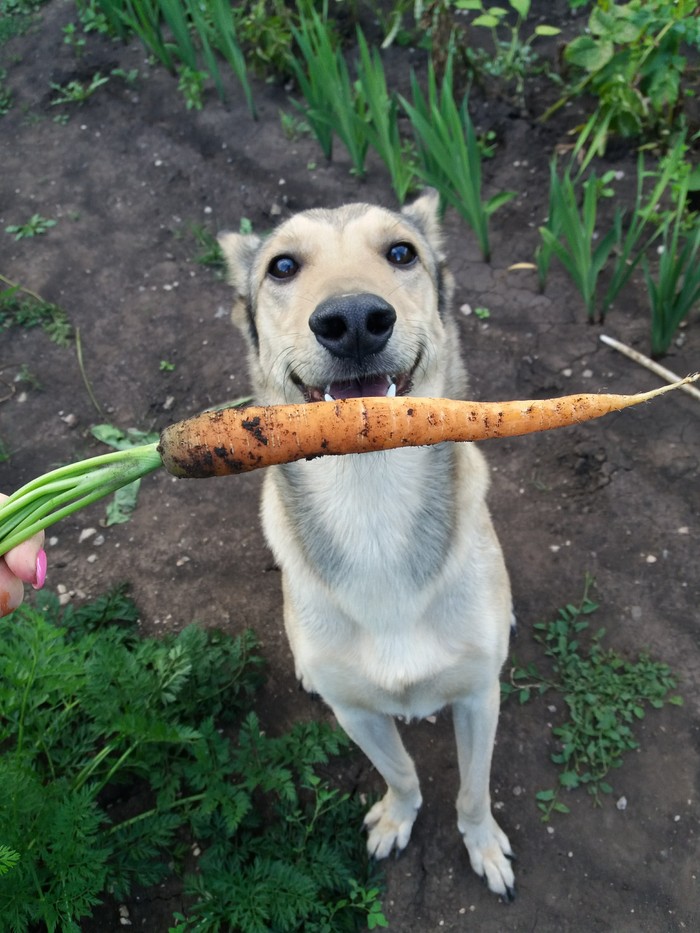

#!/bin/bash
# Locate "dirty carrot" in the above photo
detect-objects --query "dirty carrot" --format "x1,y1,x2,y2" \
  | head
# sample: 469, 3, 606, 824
159, 375, 700, 478
0, 374, 697, 556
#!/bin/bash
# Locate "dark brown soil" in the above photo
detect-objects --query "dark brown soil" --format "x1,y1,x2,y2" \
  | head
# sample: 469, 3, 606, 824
1, 3, 699, 931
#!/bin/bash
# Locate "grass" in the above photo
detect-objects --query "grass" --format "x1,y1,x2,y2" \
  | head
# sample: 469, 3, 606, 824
0, 587, 386, 932
503, 577, 682, 821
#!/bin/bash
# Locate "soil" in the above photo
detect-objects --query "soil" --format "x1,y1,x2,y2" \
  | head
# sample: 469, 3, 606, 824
1, 3, 699, 931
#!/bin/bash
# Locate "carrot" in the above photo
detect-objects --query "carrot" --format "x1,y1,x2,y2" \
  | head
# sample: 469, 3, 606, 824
0, 374, 696, 558
159, 374, 700, 478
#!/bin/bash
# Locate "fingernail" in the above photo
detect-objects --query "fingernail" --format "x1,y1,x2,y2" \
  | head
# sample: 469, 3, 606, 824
32, 549, 47, 590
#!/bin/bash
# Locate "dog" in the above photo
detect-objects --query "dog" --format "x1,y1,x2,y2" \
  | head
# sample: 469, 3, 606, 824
219, 190, 515, 899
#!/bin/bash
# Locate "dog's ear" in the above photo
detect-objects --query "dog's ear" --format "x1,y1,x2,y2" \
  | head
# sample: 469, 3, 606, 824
217, 231, 262, 336
401, 189, 443, 253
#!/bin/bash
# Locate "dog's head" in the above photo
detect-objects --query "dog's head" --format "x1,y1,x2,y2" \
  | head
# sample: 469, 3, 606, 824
219, 190, 466, 405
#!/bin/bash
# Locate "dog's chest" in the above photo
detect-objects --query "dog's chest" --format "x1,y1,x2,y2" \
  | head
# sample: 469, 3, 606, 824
272, 445, 457, 597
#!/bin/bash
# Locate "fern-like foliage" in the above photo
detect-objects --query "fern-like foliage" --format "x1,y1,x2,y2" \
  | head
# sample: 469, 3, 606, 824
0, 587, 385, 932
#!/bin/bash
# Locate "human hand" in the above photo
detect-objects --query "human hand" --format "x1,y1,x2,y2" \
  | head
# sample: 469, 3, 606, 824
0, 494, 46, 616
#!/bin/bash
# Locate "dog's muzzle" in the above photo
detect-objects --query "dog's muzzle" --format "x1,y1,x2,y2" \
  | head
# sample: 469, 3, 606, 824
296, 293, 416, 402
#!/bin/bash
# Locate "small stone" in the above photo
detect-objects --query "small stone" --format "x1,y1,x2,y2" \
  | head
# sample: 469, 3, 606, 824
616, 796, 627, 811
79, 527, 97, 544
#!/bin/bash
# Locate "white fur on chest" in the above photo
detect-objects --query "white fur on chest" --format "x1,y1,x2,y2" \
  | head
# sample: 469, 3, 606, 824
264, 447, 451, 626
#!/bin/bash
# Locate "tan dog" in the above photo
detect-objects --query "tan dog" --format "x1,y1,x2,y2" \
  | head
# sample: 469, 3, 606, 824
219, 191, 515, 899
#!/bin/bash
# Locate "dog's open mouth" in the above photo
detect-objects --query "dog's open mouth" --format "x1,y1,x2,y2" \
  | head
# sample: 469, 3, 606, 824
300, 371, 413, 403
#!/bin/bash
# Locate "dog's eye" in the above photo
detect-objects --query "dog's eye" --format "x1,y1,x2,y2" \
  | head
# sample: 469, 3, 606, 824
386, 242, 418, 267
268, 255, 299, 280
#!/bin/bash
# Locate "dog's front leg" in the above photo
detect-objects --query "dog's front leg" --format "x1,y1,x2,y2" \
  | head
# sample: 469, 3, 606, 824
333, 707, 422, 859
453, 685, 515, 900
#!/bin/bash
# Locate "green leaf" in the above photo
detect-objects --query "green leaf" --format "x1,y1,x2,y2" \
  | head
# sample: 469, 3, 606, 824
535, 25, 561, 37
509, 0, 530, 18
559, 770, 580, 789
104, 481, 141, 526
564, 36, 614, 72
473, 14, 501, 28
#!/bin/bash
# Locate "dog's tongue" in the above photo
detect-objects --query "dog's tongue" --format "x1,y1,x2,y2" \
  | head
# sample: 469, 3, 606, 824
329, 377, 390, 399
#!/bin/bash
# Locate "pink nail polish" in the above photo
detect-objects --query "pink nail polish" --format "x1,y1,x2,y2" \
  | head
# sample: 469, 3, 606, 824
32, 549, 47, 590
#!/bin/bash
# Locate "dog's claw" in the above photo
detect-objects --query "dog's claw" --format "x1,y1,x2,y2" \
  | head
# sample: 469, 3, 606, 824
502, 884, 516, 904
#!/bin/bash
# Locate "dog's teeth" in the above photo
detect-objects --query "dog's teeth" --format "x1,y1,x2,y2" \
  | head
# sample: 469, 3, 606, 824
387, 382, 397, 398
324, 393, 334, 402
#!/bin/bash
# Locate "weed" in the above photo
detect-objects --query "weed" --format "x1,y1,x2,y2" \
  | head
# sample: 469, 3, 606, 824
4, 213, 57, 240
62, 21, 87, 56
456, 0, 561, 107
279, 109, 311, 140
0, 588, 385, 931
177, 63, 207, 109
190, 223, 225, 270
546, 0, 700, 159
159, 359, 175, 371
0, 277, 72, 345
50, 72, 109, 105
110, 65, 139, 84
400, 49, 515, 262
503, 577, 682, 820
0, 68, 12, 115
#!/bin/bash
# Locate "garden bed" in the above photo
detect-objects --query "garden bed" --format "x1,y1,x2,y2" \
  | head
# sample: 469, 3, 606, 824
1, 1, 699, 929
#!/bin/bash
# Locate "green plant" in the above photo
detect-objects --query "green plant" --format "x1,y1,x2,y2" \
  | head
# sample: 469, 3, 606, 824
0, 846, 20, 876
0, 587, 385, 932
503, 577, 682, 820
538, 140, 687, 320
538, 163, 621, 320
643, 182, 700, 358
0, 68, 12, 115
400, 51, 515, 262
92, 0, 256, 116
0, 276, 72, 344
177, 63, 207, 109
290, 9, 368, 175
455, 0, 561, 105
0, 0, 48, 45
230, 0, 299, 81
50, 72, 109, 105
546, 0, 700, 160
191, 222, 226, 269
62, 21, 87, 56
4, 213, 57, 240
356, 28, 417, 202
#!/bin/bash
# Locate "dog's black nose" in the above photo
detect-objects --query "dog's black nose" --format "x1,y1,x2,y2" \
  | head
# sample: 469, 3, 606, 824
309, 293, 396, 361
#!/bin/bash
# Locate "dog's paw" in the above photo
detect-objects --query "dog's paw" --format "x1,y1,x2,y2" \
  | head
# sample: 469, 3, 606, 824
364, 789, 422, 859
459, 813, 515, 901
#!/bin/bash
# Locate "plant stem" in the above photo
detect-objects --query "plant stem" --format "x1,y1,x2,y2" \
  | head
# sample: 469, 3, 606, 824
0, 444, 162, 556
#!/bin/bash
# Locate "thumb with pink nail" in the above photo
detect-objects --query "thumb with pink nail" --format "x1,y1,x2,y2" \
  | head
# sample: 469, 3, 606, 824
0, 493, 47, 617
